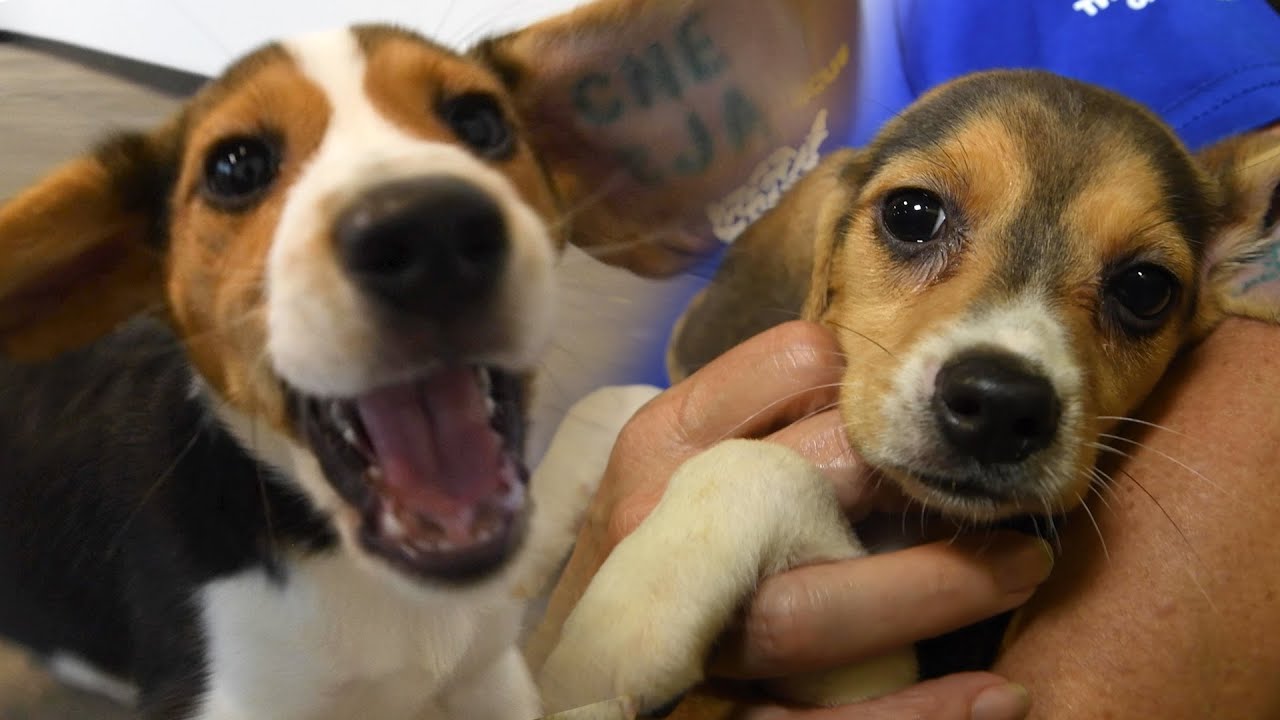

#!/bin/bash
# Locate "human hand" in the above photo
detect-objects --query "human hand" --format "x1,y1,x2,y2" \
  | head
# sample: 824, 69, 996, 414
528, 321, 1051, 720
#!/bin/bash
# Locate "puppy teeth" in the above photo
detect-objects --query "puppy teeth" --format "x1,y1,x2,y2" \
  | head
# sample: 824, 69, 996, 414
413, 538, 454, 553
382, 511, 406, 540
477, 368, 497, 418
341, 426, 360, 448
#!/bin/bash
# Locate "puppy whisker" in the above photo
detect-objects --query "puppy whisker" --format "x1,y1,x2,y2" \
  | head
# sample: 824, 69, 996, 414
1074, 486, 1110, 562
1094, 415, 1190, 440
712, 382, 850, 443
1095, 433, 1234, 504
823, 320, 896, 359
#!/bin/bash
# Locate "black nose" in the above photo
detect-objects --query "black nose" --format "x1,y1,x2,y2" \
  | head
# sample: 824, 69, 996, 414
336, 177, 507, 317
932, 352, 1061, 465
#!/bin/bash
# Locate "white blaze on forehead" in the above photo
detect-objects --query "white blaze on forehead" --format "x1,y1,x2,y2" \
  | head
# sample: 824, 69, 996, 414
266, 29, 555, 398
893, 293, 1081, 401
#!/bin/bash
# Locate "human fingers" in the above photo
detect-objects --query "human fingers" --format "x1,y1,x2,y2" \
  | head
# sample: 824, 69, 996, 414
712, 532, 1055, 679
763, 407, 885, 520
736, 673, 1031, 720
645, 320, 846, 452
595, 321, 849, 544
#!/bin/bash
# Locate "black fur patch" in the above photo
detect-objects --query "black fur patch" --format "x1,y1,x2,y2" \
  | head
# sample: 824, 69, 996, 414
0, 319, 335, 711
94, 128, 184, 250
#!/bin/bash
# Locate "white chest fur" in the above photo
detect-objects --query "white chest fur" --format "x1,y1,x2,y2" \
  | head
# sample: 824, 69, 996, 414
195, 550, 533, 720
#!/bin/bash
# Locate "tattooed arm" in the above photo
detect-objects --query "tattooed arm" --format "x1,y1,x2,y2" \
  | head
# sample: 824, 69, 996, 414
480, 0, 859, 276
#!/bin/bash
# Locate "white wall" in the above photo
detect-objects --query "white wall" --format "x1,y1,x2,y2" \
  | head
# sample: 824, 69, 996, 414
0, 0, 586, 76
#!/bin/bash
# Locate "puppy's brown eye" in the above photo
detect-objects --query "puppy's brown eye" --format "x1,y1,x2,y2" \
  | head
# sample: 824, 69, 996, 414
1107, 263, 1178, 333
441, 93, 513, 159
203, 136, 279, 209
883, 189, 947, 243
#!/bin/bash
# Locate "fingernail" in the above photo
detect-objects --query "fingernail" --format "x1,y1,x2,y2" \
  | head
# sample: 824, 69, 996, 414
970, 682, 1031, 720
990, 536, 1055, 593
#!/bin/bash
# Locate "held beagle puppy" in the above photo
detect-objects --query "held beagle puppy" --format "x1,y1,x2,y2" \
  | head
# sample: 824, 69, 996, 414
538, 71, 1280, 716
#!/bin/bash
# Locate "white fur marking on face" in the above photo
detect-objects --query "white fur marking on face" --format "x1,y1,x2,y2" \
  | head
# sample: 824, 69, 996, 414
267, 29, 555, 398
874, 294, 1084, 497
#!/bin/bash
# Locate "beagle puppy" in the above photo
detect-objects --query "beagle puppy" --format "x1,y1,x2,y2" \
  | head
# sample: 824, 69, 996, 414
539, 70, 1280, 716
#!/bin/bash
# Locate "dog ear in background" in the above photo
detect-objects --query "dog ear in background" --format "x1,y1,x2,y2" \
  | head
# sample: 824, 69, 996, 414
0, 119, 182, 361
666, 149, 865, 383
1195, 126, 1280, 335
474, 0, 858, 277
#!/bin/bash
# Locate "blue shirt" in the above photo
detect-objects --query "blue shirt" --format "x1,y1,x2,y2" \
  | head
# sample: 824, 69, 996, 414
851, 0, 1280, 150
641, 0, 1280, 387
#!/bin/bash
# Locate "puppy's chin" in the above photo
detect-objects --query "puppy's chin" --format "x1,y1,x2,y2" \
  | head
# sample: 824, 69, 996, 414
860, 443, 1096, 525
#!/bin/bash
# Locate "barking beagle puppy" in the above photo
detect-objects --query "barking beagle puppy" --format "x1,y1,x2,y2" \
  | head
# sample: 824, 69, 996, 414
0, 24, 566, 720
0, 1, 858, 717
538, 70, 1280, 716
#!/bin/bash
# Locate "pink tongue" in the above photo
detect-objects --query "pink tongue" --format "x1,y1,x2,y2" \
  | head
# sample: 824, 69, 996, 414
355, 368, 504, 524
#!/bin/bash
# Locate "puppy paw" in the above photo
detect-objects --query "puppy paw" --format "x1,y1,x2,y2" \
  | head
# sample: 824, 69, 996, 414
765, 647, 920, 707
538, 594, 705, 715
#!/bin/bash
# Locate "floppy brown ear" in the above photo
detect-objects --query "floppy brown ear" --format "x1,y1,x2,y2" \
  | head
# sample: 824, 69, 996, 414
1193, 127, 1280, 337
665, 149, 863, 382
474, 0, 858, 277
0, 120, 181, 361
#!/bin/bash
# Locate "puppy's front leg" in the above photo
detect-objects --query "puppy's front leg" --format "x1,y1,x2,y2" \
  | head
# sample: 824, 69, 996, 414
516, 385, 663, 601
538, 439, 911, 714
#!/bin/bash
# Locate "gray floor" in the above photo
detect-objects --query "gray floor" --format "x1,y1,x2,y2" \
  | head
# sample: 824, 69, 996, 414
0, 38, 179, 720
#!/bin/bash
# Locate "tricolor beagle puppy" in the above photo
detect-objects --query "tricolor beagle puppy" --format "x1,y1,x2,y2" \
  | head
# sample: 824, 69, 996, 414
0, 0, 858, 716
538, 70, 1280, 716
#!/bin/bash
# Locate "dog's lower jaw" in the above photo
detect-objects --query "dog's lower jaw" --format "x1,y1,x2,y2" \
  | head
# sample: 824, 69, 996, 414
207, 389, 540, 601
200, 388, 553, 720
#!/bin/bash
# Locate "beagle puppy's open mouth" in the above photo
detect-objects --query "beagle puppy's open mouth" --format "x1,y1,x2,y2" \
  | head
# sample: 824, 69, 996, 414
293, 365, 529, 579
0, 3, 861, 716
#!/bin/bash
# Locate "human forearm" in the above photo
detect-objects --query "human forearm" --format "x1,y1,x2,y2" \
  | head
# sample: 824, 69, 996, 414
996, 318, 1280, 718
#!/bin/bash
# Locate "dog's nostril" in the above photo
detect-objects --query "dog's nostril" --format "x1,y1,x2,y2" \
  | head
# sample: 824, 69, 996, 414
454, 221, 505, 271
947, 390, 982, 419
355, 235, 415, 278
1012, 416, 1042, 439
336, 177, 508, 316
933, 352, 1061, 466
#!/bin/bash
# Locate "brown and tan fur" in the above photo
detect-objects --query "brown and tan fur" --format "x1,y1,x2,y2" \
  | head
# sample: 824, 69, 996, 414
0, 25, 581, 720
0, 2, 869, 717
535, 71, 1280, 717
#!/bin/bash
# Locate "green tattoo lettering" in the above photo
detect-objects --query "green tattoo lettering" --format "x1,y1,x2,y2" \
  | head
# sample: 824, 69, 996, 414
673, 111, 714, 176
722, 87, 767, 150
570, 10, 729, 126
620, 44, 684, 108
618, 146, 665, 185
572, 73, 623, 125
676, 11, 727, 81
567, 10, 761, 182
1239, 241, 1280, 294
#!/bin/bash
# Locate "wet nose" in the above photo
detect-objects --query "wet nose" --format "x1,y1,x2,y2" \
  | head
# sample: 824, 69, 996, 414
932, 352, 1061, 465
336, 177, 507, 318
